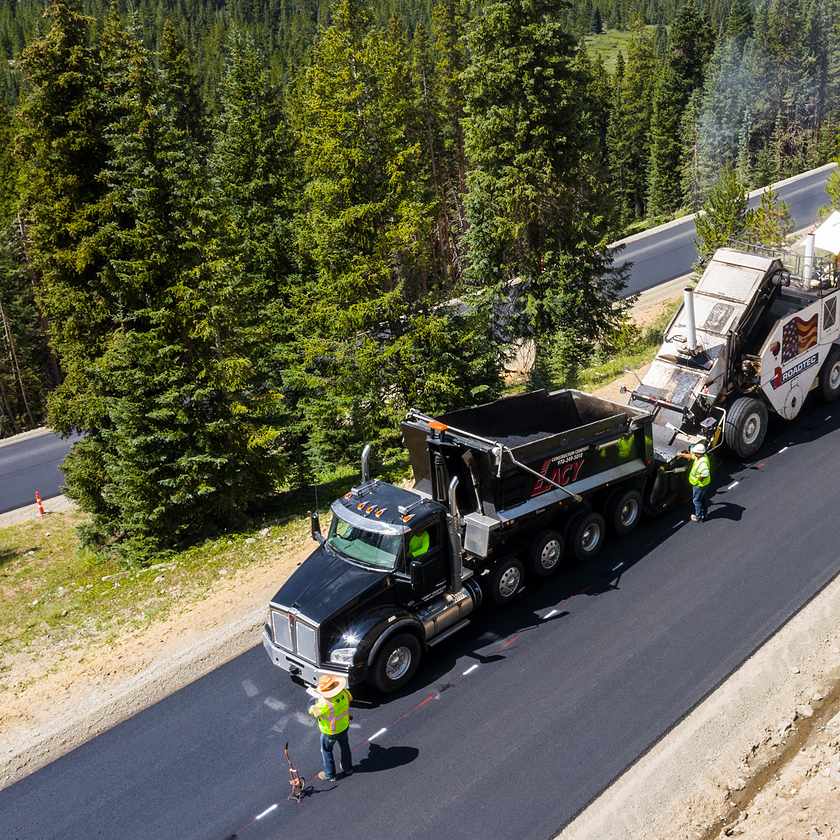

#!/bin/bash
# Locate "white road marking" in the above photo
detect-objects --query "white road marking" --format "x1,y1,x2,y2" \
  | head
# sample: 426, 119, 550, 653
778, 446, 789, 454
264, 697, 286, 711
726, 481, 739, 491
368, 727, 387, 741
294, 711, 315, 727
462, 664, 479, 676
255, 803, 278, 820
271, 715, 290, 734
544, 609, 558, 619
827, 416, 832, 420
241, 679, 259, 698
350, 723, 361, 729
612, 563, 624, 572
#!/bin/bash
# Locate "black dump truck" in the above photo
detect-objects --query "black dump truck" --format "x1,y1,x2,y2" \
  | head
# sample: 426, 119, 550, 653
262, 389, 691, 693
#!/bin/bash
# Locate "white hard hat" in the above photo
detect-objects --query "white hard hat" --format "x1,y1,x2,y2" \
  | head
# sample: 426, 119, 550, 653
691, 442, 707, 455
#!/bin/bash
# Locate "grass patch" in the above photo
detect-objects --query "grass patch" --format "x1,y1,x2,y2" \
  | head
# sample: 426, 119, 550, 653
0, 462, 416, 662
583, 27, 655, 74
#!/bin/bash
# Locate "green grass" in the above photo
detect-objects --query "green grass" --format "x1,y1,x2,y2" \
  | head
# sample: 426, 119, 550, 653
583, 27, 655, 74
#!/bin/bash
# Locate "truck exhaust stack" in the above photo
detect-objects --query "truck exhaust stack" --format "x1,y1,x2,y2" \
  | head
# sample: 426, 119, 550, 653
683, 287, 697, 354
804, 233, 816, 286
447, 476, 464, 594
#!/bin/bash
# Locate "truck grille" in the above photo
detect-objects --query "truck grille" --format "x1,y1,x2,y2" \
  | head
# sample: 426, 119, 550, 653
270, 608, 319, 664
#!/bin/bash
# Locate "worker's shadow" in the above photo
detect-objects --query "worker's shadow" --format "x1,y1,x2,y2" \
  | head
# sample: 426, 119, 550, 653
354, 743, 419, 774
706, 500, 746, 522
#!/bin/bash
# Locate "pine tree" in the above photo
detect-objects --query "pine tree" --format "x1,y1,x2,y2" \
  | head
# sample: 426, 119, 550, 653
694, 164, 748, 265
647, 0, 712, 215
15, 0, 109, 435
292, 0, 499, 467
745, 186, 792, 247
591, 7, 604, 33
462, 0, 629, 381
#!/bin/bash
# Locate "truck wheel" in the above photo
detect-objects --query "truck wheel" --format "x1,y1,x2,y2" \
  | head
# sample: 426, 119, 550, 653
724, 396, 768, 458
568, 511, 607, 562
605, 488, 643, 536
371, 633, 422, 694
528, 530, 565, 577
488, 558, 525, 605
819, 347, 840, 402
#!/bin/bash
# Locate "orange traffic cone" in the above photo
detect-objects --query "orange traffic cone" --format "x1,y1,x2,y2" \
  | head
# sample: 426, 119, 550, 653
34, 490, 46, 518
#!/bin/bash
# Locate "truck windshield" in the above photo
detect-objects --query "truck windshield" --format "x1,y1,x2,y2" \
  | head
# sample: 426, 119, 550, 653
327, 513, 402, 570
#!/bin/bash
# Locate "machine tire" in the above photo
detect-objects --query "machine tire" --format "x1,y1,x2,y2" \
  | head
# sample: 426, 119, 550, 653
488, 557, 525, 605
371, 632, 422, 694
605, 487, 643, 537
724, 396, 768, 458
528, 530, 565, 577
567, 511, 607, 562
819, 346, 840, 402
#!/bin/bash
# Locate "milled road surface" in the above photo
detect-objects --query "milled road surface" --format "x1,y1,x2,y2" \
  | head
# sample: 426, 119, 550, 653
618, 164, 836, 295
2, 398, 840, 840
0, 432, 77, 514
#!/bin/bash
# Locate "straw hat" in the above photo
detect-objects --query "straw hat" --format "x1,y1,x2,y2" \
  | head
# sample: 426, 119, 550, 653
316, 674, 347, 698
691, 441, 707, 455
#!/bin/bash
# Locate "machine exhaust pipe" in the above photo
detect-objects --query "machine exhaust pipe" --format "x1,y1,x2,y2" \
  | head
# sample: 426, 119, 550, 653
361, 443, 371, 483
446, 476, 463, 594
804, 233, 816, 286
683, 287, 697, 353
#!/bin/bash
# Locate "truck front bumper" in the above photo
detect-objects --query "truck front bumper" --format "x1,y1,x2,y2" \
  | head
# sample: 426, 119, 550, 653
261, 627, 358, 687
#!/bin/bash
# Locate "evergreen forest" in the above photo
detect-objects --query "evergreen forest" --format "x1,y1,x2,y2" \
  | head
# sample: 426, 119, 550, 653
0, 0, 837, 558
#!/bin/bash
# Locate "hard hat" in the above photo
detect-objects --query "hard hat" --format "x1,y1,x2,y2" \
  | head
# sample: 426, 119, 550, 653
690, 442, 707, 455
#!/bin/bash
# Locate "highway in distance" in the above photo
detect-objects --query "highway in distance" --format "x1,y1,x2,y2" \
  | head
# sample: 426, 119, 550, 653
617, 163, 837, 295
2, 396, 840, 840
0, 432, 78, 514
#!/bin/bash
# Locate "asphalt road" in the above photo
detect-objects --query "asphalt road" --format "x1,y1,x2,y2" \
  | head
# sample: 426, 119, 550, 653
3, 395, 840, 840
0, 432, 77, 514
617, 164, 837, 295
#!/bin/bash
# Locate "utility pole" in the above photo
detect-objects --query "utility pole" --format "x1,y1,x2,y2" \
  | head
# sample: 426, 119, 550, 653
0, 296, 35, 427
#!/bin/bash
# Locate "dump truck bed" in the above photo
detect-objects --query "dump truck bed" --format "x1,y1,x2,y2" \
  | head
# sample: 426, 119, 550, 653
402, 390, 654, 551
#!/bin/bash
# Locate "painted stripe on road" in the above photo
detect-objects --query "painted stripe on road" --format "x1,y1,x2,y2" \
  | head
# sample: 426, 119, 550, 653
462, 664, 479, 676
778, 446, 789, 454
544, 609, 558, 619
727, 481, 739, 491
368, 727, 387, 742
255, 804, 278, 820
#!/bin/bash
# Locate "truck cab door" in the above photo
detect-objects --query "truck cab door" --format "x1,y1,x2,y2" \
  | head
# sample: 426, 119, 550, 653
407, 521, 448, 598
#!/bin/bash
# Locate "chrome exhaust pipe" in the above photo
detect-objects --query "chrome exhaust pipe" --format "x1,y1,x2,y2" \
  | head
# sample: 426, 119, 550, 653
361, 443, 371, 483
446, 476, 463, 594
683, 287, 697, 353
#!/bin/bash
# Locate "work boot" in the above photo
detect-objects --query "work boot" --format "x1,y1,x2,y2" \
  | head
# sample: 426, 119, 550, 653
317, 771, 337, 781
690, 514, 698, 522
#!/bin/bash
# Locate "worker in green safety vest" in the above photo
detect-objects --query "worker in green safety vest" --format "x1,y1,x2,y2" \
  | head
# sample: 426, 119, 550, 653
307, 674, 353, 781
679, 441, 711, 522
409, 529, 430, 558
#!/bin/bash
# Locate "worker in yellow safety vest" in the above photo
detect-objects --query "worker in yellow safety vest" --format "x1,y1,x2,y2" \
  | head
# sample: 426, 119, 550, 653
307, 674, 353, 781
680, 441, 711, 522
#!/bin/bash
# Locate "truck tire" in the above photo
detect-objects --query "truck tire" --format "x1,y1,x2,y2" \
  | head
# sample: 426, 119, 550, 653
488, 557, 525, 605
819, 347, 840, 402
724, 396, 768, 458
528, 530, 565, 577
605, 488, 643, 537
567, 511, 607, 562
371, 632, 422, 694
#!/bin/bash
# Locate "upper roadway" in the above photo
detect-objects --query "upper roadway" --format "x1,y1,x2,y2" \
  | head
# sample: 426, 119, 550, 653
2, 397, 840, 840
0, 431, 78, 514
616, 162, 837, 295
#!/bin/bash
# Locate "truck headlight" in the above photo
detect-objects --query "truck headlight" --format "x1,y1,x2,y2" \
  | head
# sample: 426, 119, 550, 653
329, 647, 358, 666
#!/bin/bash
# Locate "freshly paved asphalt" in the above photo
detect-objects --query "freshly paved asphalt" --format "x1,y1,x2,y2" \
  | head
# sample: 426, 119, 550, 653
0, 432, 77, 514
2, 396, 840, 840
617, 164, 837, 295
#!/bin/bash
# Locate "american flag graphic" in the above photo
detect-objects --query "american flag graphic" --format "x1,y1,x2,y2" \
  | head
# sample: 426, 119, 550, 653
782, 314, 818, 363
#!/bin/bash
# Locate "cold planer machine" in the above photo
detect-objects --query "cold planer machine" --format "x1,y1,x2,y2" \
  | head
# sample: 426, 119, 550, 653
629, 245, 840, 461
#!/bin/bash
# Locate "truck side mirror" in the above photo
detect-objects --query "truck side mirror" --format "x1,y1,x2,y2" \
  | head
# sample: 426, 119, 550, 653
309, 511, 324, 544
410, 558, 434, 594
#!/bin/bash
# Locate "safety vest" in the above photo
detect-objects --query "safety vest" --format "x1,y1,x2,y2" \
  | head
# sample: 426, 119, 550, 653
688, 454, 711, 488
314, 689, 351, 736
